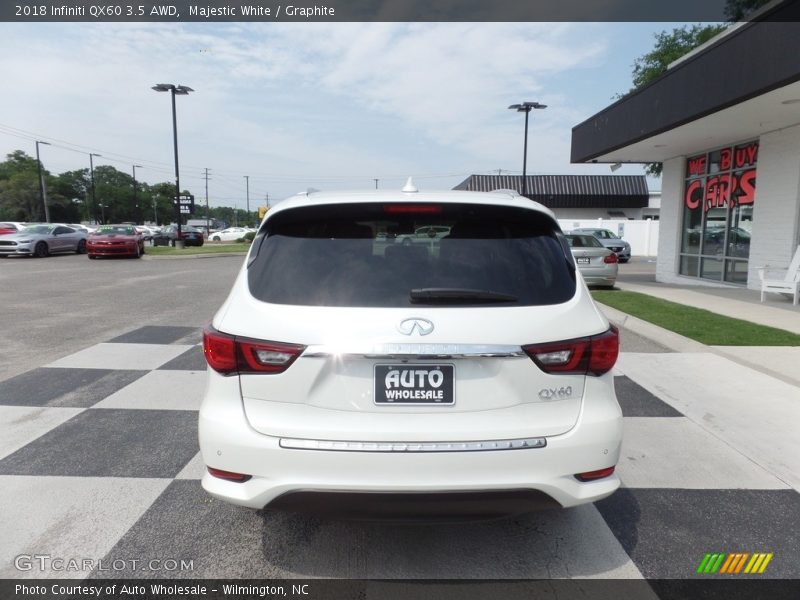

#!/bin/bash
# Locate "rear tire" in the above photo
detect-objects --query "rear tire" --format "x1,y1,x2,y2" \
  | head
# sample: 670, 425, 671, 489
212, 236, 221, 242
76, 239, 87, 254
34, 242, 48, 258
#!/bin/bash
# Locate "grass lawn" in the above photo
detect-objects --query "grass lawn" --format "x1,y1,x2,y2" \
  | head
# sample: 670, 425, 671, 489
146, 243, 250, 256
592, 290, 800, 346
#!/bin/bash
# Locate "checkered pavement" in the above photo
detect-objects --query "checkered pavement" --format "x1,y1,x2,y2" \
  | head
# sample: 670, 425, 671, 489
0, 326, 797, 582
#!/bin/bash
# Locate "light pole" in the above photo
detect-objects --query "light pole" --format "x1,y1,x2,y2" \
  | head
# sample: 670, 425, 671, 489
244, 175, 250, 226
132, 164, 142, 224
152, 83, 193, 238
35, 141, 51, 222
508, 101, 546, 197
89, 153, 101, 224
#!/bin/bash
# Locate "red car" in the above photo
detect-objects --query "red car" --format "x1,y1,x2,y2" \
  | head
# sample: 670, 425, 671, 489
87, 225, 145, 259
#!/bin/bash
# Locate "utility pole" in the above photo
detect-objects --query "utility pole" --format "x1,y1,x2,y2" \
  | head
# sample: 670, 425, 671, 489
132, 165, 142, 223
374, 178, 379, 189
243, 175, 250, 226
89, 153, 101, 224
35, 141, 51, 223
205, 168, 211, 234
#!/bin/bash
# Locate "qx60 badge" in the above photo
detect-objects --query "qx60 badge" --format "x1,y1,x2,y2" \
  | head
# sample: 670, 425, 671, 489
398, 318, 434, 336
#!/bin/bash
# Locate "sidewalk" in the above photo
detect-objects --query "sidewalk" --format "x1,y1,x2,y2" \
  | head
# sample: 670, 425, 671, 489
600, 258, 800, 387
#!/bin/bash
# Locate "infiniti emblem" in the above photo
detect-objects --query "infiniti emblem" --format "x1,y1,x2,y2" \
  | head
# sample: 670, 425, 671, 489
397, 318, 434, 336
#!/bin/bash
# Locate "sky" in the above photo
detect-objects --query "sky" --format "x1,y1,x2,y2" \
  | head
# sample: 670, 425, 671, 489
0, 21, 688, 211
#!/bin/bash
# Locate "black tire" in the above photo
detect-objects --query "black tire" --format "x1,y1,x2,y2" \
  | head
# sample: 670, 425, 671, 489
140, 243, 145, 256
134, 243, 142, 259
212, 236, 221, 242
170, 239, 176, 247
88, 254, 96, 260
76, 239, 87, 254
34, 242, 48, 258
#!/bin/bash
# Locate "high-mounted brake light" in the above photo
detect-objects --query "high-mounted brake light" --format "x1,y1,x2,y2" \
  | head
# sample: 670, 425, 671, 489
383, 204, 443, 214
523, 325, 619, 376
203, 325, 305, 376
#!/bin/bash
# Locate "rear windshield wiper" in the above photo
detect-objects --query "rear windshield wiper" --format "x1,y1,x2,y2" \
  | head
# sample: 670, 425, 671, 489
410, 288, 518, 304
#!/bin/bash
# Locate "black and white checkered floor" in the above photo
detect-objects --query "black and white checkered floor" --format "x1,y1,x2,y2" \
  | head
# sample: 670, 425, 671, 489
1, 326, 798, 581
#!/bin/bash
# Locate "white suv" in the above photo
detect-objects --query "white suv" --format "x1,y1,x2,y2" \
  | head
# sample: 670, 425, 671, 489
200, 185, 622, 518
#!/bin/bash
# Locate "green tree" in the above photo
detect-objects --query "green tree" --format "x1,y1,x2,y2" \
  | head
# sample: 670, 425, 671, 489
0, 151, 46, 221
724, 0, 771, 21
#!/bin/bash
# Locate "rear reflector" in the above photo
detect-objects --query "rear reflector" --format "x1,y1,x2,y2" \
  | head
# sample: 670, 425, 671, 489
523, 325, 619, 376
203, 325, 305, 376
207, 467, 252, 482
575, 466, 616, 482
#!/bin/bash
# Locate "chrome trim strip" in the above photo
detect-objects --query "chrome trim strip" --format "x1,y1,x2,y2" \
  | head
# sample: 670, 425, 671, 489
303, 343, 525, 359
279, 437, 547, 452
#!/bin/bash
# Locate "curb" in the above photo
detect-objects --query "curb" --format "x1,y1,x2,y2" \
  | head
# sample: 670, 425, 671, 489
597, 301, 800, 388
142, 252, 247, 260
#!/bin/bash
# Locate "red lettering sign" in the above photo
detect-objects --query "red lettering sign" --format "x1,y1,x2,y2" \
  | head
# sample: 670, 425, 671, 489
687, 155, 707, 177
734, 142, 759, 169
720, 148, 732, 171
685, 179, 703, 210
737, 169, 756, 204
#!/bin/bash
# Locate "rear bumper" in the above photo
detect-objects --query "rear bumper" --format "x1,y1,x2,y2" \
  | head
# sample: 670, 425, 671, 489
199, 375, 622, 513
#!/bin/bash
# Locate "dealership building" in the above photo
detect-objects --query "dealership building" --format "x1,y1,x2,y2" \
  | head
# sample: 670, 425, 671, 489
571, 0, 800, 289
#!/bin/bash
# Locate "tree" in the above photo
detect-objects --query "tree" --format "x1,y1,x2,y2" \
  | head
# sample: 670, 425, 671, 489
624, 0, 772, 177
0, 151, 46, 221
724, 0, 771, 21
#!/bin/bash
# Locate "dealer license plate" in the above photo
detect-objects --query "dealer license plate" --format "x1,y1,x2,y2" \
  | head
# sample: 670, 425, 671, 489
576, 257, 590, 264
374, 364, 455, 405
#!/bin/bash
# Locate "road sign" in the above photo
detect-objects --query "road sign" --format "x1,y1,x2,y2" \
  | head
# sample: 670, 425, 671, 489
176, 194, 195, 214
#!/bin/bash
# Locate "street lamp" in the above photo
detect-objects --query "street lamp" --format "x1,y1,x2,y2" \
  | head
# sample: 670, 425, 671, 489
152, 83, 193, 238
35, 141, 51, 222
89, 153, 101, 224
132, 164, 143, 223
508, 101, 547, 197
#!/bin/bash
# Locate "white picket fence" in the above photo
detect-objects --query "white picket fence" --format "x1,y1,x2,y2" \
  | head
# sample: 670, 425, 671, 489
558, 219, 660, 257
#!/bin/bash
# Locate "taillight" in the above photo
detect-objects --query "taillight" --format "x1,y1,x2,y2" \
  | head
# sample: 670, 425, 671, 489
523, 325, 619, 376
203, 327, 237, 374
203, 325, 305, 376
603, 253, 618, 264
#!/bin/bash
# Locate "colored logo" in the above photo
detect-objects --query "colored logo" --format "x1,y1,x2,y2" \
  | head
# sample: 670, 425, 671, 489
696, 552, 773, 575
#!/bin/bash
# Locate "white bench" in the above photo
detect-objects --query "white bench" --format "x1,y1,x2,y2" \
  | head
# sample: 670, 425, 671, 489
758, 245, 800, 306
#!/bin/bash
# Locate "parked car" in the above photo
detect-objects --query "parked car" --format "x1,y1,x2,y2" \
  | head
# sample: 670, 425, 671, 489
87, 224, 145, 259
572, 228, 631, 262
134, 225, 158, 241
199, 185, 621, 519
395, 225, 451, 246
564, 233, 618, 288
0, 224, 87, 257
0, 222, 29, 236
209, 227, 250, 242
152, 225, 204, 247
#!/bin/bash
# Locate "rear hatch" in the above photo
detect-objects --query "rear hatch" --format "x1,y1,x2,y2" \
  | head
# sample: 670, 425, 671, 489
215, 200, 612, 442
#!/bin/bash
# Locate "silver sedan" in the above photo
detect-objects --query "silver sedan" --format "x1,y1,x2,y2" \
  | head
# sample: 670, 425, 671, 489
0, 224, 88, 258
565, 233, 618, 288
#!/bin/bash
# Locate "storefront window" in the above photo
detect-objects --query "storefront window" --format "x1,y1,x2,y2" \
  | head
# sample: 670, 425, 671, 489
678, 141, 758, 284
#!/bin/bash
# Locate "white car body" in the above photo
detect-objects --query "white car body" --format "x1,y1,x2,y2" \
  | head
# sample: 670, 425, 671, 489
209, 227, 250, 242
199, 187, 622, 517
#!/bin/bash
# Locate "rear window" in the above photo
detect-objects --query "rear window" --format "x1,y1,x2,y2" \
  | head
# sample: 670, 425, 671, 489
247, 202, 576, 307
